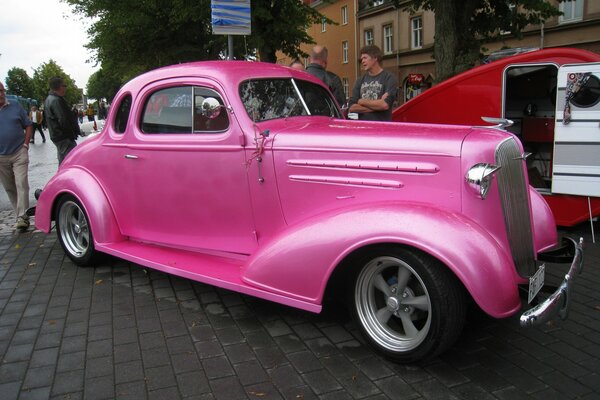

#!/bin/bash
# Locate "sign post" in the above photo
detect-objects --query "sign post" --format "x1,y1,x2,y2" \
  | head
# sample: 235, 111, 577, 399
211, 0, 251, 60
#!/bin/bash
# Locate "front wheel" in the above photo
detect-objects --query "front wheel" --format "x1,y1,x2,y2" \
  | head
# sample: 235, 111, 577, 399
55, 196, 99, 266
350, 247, 466, 363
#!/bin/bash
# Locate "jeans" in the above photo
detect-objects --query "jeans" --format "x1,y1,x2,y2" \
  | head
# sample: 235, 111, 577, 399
0, 146, 30, 218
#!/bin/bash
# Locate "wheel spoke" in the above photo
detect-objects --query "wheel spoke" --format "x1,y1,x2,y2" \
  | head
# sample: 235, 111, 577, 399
402, 295, 430, 311
396, 266, 412, 294
373, 273, 392, 297
399, 311, 419, 337
376, 307, 393, 325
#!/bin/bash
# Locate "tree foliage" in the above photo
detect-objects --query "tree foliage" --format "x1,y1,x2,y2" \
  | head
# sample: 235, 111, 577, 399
248, 0, 332, 63
397, 0, 561, 82
5, 68, 34, 99
62, 0, 331, 85
86, 68, 122, 102
31, 60, 82, 106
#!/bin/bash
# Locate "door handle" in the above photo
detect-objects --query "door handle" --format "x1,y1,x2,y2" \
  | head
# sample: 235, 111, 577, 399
124, 154, 138, 159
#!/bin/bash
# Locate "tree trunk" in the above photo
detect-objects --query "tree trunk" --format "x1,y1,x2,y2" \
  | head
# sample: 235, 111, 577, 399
432, 0, 480, 83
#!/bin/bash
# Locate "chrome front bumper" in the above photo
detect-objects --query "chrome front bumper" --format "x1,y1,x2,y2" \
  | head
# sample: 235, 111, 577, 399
520, 237, 584, 327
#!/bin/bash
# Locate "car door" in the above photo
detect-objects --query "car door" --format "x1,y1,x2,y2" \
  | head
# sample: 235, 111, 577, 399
552, 63, 600, 197
105, 79, 256, 255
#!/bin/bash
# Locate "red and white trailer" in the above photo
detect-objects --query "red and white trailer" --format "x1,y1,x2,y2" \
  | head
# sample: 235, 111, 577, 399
393, 48, 600, 227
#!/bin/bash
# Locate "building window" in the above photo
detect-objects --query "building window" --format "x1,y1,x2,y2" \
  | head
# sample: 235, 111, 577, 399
383, 24, 393, 54
342, 78, 349, 102
342, 41, 349, 63
411, 17, 423, 49
321, 18, 327, 32
364, 30, 374, 46
341, 6, 348, 25
559, 0, 583, 23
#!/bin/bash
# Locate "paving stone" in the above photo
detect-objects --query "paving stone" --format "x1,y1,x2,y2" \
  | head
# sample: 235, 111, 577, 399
19, 386, 52, 400
202, 356, 234, 380
84, 375, 115, 400
301, 369, 343, 395
208, 376, 247, 400
176, 370, 211, 397
0, 361, 28, 383
233, 360, 269, 386
144, 365, 177, 392
23, 365, 55, 389
115, 360, 145, 385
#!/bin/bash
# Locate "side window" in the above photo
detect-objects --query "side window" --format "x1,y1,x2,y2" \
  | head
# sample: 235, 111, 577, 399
193, 87, 229, 133
141, 87, 192, 134
113, 94, 132, 134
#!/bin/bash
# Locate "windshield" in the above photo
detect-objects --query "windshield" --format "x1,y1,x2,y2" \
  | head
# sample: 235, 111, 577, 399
240, 78, 341, 122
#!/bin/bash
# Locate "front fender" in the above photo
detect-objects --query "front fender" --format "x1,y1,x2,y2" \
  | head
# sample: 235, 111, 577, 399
35, 167, 124, 245
243, 202, 522, 318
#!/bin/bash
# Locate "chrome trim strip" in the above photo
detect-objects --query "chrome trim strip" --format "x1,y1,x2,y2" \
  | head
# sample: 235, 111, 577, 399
287, 159, 440, 173
520, 237, 584, 327
289, 174, 404, 188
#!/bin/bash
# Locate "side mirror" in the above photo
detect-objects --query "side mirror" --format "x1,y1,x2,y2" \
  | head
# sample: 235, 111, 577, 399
201, 97, 222, 119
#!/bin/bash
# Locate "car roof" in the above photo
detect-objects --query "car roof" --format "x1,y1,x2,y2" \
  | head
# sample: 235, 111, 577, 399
122, 60, 322, 92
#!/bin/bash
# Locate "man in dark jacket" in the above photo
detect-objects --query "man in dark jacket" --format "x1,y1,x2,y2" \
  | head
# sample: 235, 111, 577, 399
305, 46, 346, 106
44, 77, 79, 164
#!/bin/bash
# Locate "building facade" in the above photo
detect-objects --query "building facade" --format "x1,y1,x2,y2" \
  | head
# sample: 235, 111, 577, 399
278, 0, 600, 105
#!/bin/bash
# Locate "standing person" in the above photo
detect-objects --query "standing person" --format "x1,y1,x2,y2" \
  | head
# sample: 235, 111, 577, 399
0, 82, 33, 231
348, 45, 398, 121
98, 102, 107, 120
44, 77, 79, 164
28, 105, 46, 143
305, 46, 346, 106
86, 104, 95, 122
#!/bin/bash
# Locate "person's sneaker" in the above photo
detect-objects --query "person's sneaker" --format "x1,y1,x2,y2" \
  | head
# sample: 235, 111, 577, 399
16, 217, 30, 231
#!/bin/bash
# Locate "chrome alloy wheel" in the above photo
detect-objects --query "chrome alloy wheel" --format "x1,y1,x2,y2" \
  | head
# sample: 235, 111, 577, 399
58, 200, 91, 257
355, 256, 432, 353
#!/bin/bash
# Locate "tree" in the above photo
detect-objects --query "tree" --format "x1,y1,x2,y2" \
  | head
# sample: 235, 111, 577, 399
63, 0, 332, 83
248, 0, 333, 63
86, 68, 122, 102
397, 0, 560, 82
5, 68, 34, 99
31, 60, 82, 106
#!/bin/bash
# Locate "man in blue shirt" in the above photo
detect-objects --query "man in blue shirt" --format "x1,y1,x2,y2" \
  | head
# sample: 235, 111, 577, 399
0, 82, 33, 230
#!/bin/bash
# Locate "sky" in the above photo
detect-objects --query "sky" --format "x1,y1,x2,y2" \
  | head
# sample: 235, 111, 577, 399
0, 0, 97, 91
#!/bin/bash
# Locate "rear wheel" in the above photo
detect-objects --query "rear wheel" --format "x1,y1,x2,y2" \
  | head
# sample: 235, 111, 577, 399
55, 196, 99, 266
350, 247, 465, 363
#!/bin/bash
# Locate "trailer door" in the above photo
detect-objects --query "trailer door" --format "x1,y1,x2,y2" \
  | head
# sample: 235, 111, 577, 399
553, 63, 600, 197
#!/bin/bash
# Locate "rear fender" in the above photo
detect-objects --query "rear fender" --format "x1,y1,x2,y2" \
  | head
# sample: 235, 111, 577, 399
35, 168, 124, 245
243, 203, 522, 318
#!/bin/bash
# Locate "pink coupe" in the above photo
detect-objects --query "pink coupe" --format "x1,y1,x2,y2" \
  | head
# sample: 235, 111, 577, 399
34, 61, 583, 363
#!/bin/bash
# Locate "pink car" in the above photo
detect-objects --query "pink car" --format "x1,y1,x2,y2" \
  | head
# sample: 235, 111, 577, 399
34, 61, 583, 363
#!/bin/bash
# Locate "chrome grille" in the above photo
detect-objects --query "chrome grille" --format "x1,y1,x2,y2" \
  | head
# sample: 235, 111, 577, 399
495, 138, 536, 277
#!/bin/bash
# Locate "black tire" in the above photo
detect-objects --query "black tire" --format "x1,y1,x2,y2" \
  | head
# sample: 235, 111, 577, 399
55, 196, 100, 266
349, 246, 466, 363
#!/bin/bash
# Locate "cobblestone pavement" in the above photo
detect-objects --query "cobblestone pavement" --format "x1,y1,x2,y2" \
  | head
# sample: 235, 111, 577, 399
0, 209, 598, 399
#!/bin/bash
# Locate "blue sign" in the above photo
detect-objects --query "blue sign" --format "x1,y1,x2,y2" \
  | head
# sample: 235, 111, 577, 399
211, 0, 251, 35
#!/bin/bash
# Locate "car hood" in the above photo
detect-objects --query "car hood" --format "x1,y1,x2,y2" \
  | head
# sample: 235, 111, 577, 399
259, 117, 473, 157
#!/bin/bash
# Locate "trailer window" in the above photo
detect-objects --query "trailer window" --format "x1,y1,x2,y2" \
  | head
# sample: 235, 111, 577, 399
570, 75, 600, 108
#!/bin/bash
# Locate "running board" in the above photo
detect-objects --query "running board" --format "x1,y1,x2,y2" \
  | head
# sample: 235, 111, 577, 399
97, 240, 321, 313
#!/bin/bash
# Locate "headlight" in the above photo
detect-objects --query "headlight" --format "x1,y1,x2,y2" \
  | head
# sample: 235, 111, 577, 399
466, 163, 501, 199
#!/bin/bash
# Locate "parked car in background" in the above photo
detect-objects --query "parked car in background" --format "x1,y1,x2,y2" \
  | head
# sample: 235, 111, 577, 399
34, 61, 583, 362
